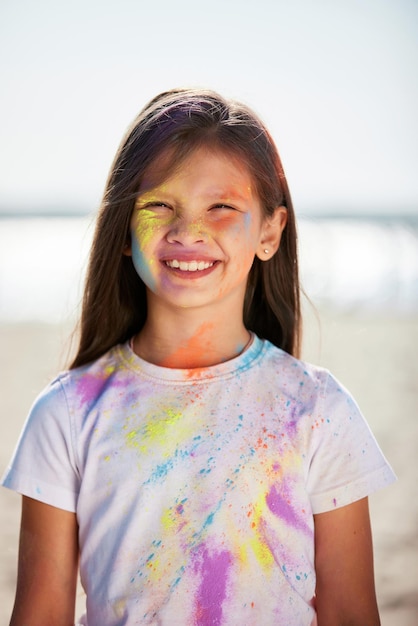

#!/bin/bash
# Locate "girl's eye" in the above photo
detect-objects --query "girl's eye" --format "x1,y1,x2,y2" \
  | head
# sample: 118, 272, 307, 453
139, 202, 172, 211
211, 204, 237, 211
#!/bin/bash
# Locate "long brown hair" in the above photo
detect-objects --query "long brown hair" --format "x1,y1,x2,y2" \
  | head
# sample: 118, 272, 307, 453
70, 88, 301, 368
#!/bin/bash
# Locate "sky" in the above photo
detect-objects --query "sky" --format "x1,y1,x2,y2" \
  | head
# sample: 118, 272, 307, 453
0, 0, 417, 216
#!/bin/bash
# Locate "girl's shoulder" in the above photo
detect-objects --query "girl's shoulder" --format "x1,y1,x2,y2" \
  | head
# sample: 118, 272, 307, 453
39, 342, 130, 408
261, 338, 331, 386
259, 338, 359, 411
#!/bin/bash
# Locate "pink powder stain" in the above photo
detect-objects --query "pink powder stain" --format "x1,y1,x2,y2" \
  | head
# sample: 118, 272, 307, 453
76, 374, 108, 405
193, 546, 232, 626
266, 484, 311, 536
76, 371, 127, 405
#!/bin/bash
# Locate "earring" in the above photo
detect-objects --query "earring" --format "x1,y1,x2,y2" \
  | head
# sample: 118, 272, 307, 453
263, 248, 269, 254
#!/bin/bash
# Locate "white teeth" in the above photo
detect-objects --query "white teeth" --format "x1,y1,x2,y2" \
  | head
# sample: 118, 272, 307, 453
166, 260, 214, 271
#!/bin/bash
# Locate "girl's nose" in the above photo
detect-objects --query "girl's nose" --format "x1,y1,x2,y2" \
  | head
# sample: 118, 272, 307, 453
166, 218, 208, 245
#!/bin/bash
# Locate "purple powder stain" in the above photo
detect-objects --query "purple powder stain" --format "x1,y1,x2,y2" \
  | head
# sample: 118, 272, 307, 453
76, 371, 128, 406
266, 485, 312, 536
76, 373, 107, 405
193, 546, 232, 626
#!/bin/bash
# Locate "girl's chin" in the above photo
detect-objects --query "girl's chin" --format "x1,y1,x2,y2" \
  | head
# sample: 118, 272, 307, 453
146, 284, 222, 311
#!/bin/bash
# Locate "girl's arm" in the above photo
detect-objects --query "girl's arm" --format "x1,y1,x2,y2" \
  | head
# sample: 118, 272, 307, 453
10, 496, 79, 626
314, 497, 380, 626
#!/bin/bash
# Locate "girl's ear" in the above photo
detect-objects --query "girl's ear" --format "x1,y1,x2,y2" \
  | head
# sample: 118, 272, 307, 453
123, 234, 132, 256
256, 206, 287, 260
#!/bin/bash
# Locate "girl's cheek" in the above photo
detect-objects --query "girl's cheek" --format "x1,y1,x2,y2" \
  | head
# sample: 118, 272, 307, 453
209, 215, 252, 240
132, 212, 163, 249
131, 236, 158, 290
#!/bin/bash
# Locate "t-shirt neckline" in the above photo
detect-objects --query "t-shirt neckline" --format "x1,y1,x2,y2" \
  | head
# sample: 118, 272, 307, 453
119, 332, 265, 382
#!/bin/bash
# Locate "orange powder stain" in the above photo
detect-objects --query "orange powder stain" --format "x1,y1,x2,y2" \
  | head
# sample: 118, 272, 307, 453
255, 437, 268, 450
311, 418, 325, 430
160, 321, 217, 370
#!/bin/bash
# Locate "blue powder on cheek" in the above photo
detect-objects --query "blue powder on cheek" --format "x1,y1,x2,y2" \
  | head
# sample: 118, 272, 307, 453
131, 238, 157, 290
244, 212, 252, 229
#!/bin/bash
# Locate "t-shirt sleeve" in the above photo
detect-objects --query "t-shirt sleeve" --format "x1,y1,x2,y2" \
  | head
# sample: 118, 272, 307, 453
307, 371, 396, 514
1, 376, 79, 512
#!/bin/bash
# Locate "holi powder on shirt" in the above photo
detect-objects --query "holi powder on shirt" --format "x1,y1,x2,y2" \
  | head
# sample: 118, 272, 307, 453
5, 333, 395, 625
248, 491, 276, 571
75, 363, 123, 405
266, 484, 312, 536
124, 404, 199, 468
192, 544, 233, 626
70, 339, 341, 621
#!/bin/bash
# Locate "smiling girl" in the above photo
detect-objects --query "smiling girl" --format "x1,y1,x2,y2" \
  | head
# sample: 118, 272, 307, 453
2, 89, 395, 625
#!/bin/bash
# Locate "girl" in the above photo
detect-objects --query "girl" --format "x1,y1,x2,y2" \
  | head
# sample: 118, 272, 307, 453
2, 89, 395, 625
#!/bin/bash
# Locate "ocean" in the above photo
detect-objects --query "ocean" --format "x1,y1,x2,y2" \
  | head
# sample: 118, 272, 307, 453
1, 215, 417, 323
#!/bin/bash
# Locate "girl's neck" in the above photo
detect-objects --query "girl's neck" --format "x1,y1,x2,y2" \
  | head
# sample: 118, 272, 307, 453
132, 309, 251, 369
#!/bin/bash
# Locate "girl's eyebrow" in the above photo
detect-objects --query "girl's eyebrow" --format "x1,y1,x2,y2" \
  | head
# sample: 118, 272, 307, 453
208, 186, 254, 201
197, 178, 256, 200
134, 190, 166, 204
136, 186, 254, 204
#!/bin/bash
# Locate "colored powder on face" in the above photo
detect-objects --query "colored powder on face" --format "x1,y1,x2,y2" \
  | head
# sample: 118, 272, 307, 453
193, 546, 232, 626
243, 211, 253, 230
133, 206, 172, 250
131, 236, 157, 290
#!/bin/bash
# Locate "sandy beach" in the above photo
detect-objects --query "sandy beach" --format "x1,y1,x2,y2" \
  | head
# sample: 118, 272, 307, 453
1, 310, 417, 625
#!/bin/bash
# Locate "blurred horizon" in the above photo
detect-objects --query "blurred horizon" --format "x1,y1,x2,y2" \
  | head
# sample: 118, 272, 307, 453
1, 214, 417, 324
1, 207, 418, 221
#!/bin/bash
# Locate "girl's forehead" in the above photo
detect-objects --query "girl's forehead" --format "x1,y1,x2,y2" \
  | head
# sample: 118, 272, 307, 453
139, 145, 255, 194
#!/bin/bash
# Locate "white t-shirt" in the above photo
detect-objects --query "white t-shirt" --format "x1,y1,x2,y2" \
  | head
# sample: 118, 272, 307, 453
2, 335, 395, 625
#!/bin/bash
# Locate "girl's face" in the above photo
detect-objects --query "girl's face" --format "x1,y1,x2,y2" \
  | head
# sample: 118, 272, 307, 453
126, 146, 285, 316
